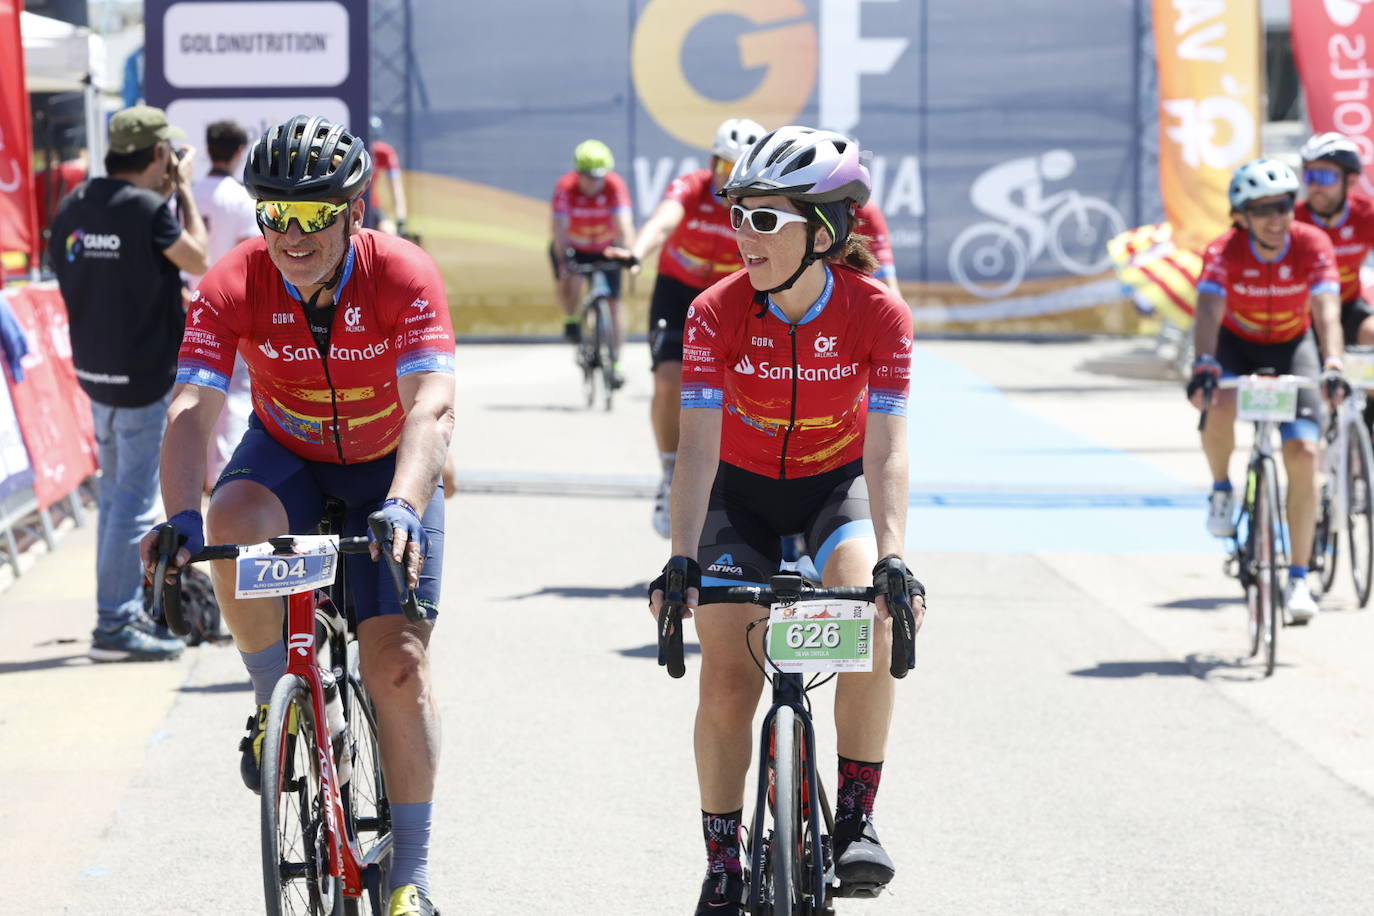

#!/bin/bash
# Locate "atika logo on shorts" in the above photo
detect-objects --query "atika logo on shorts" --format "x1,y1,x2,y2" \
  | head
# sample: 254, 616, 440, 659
708, 553, 744, 575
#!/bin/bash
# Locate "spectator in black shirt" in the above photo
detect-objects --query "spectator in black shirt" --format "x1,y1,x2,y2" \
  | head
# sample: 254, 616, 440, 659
48, 105, 209, 662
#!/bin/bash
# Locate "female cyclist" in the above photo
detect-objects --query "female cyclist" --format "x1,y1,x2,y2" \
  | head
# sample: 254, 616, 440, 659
648, 126, 926, 915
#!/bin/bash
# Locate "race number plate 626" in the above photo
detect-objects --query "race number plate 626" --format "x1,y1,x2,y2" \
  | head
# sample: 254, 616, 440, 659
234, 545, 338, 598
767, 599, 874, 673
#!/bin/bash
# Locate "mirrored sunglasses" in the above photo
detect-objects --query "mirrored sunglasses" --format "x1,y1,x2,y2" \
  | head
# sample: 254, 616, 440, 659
1247, 198, 1294, 218
729, 204, 809, 234
255, 200, 350, 233
1303, 168, 1342, 187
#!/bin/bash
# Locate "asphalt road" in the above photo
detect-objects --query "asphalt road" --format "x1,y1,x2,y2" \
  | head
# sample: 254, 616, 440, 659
4, 336, 1374, 915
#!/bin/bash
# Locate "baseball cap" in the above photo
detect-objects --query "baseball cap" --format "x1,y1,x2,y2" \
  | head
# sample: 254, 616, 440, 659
108, 105, 186, 154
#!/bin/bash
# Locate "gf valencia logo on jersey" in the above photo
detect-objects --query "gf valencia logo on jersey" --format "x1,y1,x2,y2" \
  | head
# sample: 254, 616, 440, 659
630, 0, 909, 145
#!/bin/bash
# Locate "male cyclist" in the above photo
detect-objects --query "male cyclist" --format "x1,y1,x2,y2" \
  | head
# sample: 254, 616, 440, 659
140, 116, 453, 916
1187, 158, 1345, 623
550, 138, 635, 385
1294, 132, 1374, 347
618, 117, 765, 537
648, 126, 925, 914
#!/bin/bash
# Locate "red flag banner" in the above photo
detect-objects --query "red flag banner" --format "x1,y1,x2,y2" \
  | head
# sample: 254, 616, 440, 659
0, 0, 39, 268
3, 283, 98, 508
1291, 0, 1374, 196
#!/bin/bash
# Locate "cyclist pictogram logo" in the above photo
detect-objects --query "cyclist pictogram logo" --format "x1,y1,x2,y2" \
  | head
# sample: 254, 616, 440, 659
948, 149, 1125, 299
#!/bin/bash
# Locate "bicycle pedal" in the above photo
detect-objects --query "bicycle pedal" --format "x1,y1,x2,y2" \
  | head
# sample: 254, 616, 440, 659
834, 880, 887, 899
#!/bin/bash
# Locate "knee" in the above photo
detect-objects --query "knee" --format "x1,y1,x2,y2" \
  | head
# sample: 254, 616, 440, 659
206, 485, 286, 544
699, 665, 763, 719
363, 638, 431, 703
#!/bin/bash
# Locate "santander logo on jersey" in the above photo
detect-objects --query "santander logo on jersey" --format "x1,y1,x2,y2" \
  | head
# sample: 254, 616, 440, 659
732, 354, 860, 381
257, 338, 391, 362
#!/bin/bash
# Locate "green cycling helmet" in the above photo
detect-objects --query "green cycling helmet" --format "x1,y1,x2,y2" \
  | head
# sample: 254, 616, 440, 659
574, 139, 614, 177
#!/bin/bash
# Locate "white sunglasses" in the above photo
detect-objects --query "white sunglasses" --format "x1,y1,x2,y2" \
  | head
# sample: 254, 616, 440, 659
729, 204, 809, 234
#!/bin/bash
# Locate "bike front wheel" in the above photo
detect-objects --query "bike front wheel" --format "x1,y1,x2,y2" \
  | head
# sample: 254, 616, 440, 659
1257, 458, 1282, 676
595, 296, 617, 411
343, 644, 390, 915
1347, 418, 1374, 607
262, 676, 341, 916
768, 706, 799, 916
579, 302, 602, 409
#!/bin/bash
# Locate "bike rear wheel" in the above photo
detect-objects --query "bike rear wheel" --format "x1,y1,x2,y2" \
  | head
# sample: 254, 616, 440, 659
262, 676, 341, 916
1347, 419, 1374, 607
768, 706, 799, 916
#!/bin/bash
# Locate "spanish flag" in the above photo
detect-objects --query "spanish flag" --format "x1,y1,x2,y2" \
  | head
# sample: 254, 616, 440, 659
1108, 223, 1201, 331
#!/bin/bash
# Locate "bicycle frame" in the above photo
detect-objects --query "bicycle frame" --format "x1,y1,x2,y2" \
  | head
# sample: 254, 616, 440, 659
280, 585, 391, 902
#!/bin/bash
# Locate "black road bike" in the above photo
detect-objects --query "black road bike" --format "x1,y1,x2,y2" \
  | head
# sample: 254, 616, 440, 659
657, 558, 919, 914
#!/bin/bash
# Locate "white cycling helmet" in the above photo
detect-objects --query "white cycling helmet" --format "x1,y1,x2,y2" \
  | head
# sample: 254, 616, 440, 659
711, 118, 765, 162
1228, 158, 1299, 210
722, 125, 871, 207
1299, 131, 1363, 174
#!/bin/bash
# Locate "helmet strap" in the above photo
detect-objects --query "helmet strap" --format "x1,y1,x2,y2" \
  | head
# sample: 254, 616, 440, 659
752, 229, 818, 317
304, 212, 353, 310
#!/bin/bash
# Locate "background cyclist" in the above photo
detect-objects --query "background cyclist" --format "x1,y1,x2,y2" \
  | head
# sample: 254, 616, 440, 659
647, 126, 925, 914
550, 138, 636, 387
619, 117, 764, 538
140, 115, 453, 916
1187, 158, 1345, 624
1294, 132, 1374, 348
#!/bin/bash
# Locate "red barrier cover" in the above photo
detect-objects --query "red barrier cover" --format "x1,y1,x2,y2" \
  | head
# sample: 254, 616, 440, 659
3, 284, 98, 508
1291, 0, 1374, 196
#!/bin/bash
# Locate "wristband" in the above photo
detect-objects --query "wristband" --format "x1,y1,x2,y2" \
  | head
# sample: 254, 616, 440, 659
381, 496, 420, 519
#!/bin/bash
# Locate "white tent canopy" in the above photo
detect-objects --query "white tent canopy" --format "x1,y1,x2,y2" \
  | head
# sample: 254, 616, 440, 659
20, 11, 104, 94
20, 11, 107, 175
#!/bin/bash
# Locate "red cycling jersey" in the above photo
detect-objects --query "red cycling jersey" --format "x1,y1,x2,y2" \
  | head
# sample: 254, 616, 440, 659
1197, 222, 1340, 345
551, 171, 633, 254
1295, 192, 1374, 303
657, 169, 742, 290
682, 265, 913, 479
851, 201, 895, 280
177, 230, 455, 464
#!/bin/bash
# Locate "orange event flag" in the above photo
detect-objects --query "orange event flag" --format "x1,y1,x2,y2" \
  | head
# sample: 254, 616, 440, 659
1153, 0, 1261, 253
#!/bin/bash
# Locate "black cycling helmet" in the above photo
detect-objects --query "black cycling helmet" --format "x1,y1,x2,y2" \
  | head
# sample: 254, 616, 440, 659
243, 114, 373, 201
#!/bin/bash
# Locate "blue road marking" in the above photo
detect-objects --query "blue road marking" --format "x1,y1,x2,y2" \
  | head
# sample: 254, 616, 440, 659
907, 347, 1219, 555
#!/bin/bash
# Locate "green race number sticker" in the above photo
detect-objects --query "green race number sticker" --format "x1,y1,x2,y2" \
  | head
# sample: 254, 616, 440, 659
1236, 375, 1298, 423
767, 599, 874, 673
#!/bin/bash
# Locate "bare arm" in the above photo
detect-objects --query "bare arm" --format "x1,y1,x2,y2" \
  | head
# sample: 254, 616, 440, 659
863, 411, 909, 561
551, 214, 573, 273
1192, 291, 1226, 360
389, 371, 456, 514
380, 370, 456, 586
1311, 290, 1345, 363
388, 171, 408, 224
162, 148, 209, 276
631, 198, 686, 267
669, 406, 722, 559
140, 383, 224, 572
614, 208, 637, 252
